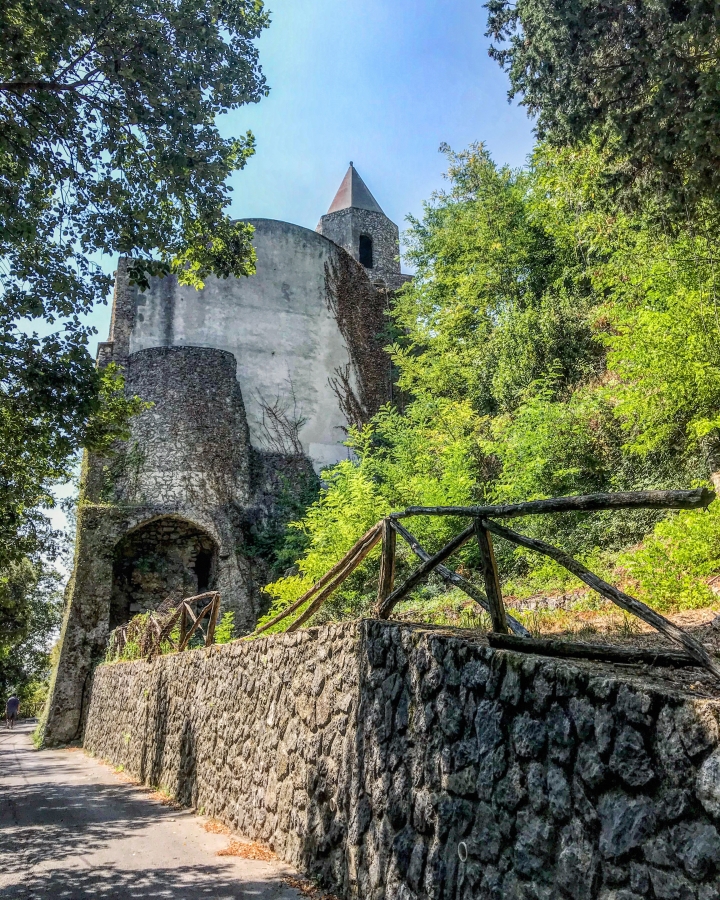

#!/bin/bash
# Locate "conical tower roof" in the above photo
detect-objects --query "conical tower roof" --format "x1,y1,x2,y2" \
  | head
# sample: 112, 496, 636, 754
326, 163, 384, 215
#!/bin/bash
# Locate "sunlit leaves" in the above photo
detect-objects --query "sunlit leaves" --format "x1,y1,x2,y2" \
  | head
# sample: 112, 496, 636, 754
486, 0, 720, 216
0, 0, 269, 563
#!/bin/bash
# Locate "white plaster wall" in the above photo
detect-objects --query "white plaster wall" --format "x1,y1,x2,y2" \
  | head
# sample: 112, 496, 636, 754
129, 220, 355, 472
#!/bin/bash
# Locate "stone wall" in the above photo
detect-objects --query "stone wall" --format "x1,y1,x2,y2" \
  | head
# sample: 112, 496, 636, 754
84, 620, 720, 899
43, 347, 262, 746
318, 207, 407, 290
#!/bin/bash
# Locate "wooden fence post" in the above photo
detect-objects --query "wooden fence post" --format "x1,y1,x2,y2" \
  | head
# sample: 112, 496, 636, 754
180, 603, 187, 648
474, 519, 509, 634
205, 593, 221, 646
376, 518, 396, 611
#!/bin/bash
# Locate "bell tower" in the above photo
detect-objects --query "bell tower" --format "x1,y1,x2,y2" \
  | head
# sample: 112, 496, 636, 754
317, 163, 406, 290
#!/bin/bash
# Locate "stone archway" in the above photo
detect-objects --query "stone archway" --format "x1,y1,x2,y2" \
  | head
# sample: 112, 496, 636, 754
109, 517, 218, 630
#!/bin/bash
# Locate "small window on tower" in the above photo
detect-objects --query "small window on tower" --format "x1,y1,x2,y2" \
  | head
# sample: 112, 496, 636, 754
359, 234, 373, 268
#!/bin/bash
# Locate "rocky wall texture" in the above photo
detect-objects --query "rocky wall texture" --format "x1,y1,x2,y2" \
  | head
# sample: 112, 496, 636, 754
318, 207, 406, 289
43, 345, 262, 746
120, 346, 251, 507
84, 620, 720, 900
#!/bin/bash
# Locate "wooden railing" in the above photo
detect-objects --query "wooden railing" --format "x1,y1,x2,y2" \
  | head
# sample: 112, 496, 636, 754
107, 591, 221, 660
251, 488, 720, 681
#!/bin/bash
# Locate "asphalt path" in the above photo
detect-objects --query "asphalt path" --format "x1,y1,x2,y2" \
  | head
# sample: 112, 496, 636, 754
0, 722, 305, 900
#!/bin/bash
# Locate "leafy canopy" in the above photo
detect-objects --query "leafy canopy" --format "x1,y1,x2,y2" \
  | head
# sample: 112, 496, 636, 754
1, 0, 268, 300
0, 0, 269, 564
0, 362, 147, 569
0, 558, 62, 711
486, 0, 720, 215
393, 144, 602, 414
263, 142, 720, 626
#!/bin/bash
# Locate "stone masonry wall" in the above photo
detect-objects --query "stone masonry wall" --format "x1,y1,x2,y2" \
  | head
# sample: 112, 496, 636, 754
84, 620, 720, 900
119, 346, 251, 507
319, 207, 407, 291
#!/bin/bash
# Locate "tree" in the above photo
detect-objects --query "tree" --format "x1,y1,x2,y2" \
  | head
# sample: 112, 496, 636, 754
392, 143, 602, 414
486, 0, 720, 215
0, 363, 147, 569
0, 0, 269, 563
0, 558, 63, 710
262, 142, 720, 624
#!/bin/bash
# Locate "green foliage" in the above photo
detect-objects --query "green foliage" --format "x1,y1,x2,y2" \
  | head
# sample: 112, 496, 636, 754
244, 467, 321, 576
393, 143, 601, 414
0, 361, 148, 568
606, 249, 720, 457
1, 0, 268, 302
0, 560, 63, 708
618, 504, 720, 612
259, 398, 488, 630
0, 0, 269, 563
486, 0, 720, 215
488, 381, 614, 503
263, 141, 720, 626
159, 624, 181, 656
214, 611, 235, 644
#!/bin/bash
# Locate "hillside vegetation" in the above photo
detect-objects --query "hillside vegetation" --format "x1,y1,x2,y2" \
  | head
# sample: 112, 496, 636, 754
260, 141, 720, 631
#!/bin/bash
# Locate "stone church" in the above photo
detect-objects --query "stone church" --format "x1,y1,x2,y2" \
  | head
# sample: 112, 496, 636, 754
44, 165, 409, 744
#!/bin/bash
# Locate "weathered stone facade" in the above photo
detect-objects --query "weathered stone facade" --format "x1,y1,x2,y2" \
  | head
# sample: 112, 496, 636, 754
317, 163, 410, 294
319, 207, 407, 292
44, 166, 408, 746
84, 620, 720, 899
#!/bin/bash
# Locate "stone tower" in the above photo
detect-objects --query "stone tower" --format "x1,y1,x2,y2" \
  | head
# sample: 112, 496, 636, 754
43, 166, 409, 746
317, 164, 406, 291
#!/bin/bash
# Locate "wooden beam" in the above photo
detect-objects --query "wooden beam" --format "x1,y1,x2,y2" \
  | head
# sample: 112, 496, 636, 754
287, 527, 383, 632
252, 523, 383, 636
205, 593, 221, 646
376, 518, 396, 610
482, 518, 720, 681
179, 599, 215, 651
488, 632, 698, 669
390, 519, 530, 637
377, 524, 475, 619
180, 604, 187, 647
474, 520, 508, 634
182, 591, 223, 605
391, 488, 715, 521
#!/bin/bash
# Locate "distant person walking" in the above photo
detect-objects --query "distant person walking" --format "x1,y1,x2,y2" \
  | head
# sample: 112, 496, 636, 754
6, 694, 19, 729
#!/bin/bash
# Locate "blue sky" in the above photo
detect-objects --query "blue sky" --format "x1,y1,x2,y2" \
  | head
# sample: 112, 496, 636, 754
82, 0, 534, 352
222, 0, 532, 236
224, 0, 535, 231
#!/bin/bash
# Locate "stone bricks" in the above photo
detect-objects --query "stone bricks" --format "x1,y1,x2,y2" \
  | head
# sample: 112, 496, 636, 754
698, 750, 720, 820
85, 620, 720, 899
599, 794, 657, 860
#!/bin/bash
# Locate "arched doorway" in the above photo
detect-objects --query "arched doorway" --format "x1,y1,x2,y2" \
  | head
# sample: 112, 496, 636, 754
110, 518, 218, 630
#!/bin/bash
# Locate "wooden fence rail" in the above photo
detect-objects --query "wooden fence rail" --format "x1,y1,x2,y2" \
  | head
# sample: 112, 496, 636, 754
248, 487, 720, 682
107, 591, 221, 660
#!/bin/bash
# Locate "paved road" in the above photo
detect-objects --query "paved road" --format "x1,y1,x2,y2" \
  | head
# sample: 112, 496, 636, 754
0, 722, 305, 900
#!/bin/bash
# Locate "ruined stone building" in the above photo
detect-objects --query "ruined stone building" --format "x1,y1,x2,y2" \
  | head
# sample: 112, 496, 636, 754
44, 165, 410, 744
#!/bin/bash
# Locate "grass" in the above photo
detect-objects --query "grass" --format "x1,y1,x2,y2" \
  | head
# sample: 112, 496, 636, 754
391, 576, 720, 642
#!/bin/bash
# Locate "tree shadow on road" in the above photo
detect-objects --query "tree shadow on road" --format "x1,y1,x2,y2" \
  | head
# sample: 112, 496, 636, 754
0, 728, 302, 900
0, 776, 182, 869
0, 862, 299, 899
